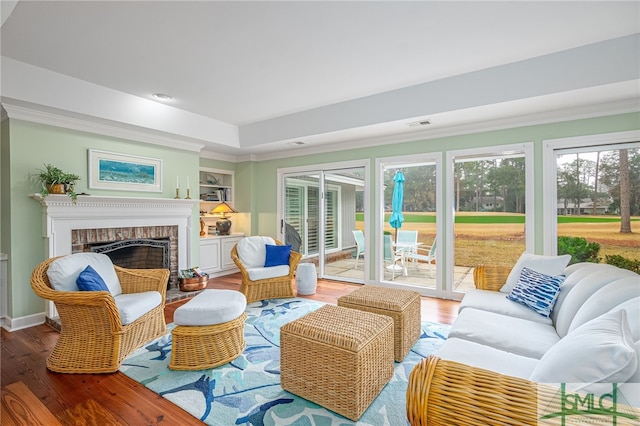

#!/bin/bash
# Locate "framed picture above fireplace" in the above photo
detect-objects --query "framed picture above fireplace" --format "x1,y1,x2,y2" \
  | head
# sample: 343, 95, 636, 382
88, 149, 162, 192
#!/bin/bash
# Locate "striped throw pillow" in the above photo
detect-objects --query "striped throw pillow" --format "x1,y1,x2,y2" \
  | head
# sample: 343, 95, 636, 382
506, 267, 565, 317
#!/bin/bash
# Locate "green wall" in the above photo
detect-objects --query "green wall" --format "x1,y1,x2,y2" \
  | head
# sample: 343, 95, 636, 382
247, 113, 640, 245
3, 120, 201, 320
2, 112, 639, 324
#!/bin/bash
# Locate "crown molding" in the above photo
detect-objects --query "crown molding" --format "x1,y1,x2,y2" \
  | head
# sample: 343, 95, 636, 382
242, 97, 640, 162
1, 99, 206, 152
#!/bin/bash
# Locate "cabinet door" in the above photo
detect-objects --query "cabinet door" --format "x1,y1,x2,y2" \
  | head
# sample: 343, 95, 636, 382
200, 239, 221, 273
221, 237, 242, 270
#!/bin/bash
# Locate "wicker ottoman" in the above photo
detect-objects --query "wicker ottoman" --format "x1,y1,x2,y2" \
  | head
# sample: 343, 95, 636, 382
338, 285, 421, 362
280, 304, 394, 421
169, 289, 247, 371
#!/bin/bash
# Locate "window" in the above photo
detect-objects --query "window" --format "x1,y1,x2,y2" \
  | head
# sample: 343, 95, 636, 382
447, 143, 534, 297
544, 131, 640, 262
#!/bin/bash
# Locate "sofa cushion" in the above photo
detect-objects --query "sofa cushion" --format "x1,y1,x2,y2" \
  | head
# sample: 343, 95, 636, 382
437, 337, 538, 379
237, 236, 276, 268
530, 309, 637, 393
506, 267, 564, 317
113, 291, 162, 325
459, 289, 552, 325
554, 267, 637, 338
550, 263, 621, 325
246, 265, 291, 281
47, 252, 122, 296
76, 265, 110, 292
500, 252, 571, 293
569, 276, 640, 334
264, 244, 291, 267
448, 308, 560, 359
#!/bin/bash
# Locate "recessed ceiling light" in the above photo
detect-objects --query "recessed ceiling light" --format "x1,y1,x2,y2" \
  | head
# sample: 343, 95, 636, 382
152, 93, 172, 101
287, 141, 305, 146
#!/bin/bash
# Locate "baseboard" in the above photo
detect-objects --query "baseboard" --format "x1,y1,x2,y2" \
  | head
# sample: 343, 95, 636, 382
1, 312, 46, 332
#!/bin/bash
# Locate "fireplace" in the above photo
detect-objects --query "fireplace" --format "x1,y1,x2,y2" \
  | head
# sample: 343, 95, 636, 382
90, 238, 170, 270
32, 194, 197, 319
72, 227, 178, 288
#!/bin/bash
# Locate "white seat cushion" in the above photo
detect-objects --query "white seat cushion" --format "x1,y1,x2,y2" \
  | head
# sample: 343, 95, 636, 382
530, 309, 637, 394
237, 236, 276, 268
246, 265, 291, 281
448, 308, 560, 359
436, 337, 538, 379
174, 289, 247, 326
569, 276, 640, 334
550, 263, 621, 325
47, 252, 122, 296
554, 267, 637, 338
113, 291, 162, 325
459, 289, 552, 324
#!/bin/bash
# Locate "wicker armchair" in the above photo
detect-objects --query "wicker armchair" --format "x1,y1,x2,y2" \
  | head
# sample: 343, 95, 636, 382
30, 256, 169, 374
231, 237, 302, 303
407, 355, 556, 426
473, 264, 513, 291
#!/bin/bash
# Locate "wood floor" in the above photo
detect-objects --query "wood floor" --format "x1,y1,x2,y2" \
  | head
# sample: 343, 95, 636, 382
1, 274, 459, 425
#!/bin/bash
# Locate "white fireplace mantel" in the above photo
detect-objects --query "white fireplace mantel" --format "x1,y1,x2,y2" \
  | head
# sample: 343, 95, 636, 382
31, 194, 199, 317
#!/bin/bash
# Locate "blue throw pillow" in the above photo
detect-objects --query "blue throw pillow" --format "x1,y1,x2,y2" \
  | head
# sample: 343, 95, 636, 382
506, 267, 565, 317
264, 244, 291, 267
76, 265, 109, 291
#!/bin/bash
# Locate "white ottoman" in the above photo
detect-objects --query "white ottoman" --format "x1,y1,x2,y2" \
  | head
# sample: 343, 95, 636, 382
169, 289, 247, 370
296, 263, 317, 295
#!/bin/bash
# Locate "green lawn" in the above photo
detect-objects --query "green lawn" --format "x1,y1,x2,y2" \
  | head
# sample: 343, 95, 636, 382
356, 213, 639, 224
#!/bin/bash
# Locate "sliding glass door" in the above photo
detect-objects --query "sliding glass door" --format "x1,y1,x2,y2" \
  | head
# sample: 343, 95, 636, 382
377, 154, 442, 297
280, 161, 368, 283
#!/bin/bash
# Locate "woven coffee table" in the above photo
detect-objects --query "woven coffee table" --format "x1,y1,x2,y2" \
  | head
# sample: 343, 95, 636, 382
280, 304, 394, 421
338, 285, 421, 362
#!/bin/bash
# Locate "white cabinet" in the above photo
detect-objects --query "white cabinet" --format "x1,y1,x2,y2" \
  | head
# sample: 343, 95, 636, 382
199, 234, 243, 277
199, 238, 221, 274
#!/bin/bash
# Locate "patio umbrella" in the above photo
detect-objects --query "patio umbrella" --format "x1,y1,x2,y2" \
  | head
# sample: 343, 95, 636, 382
388, 170, 405, 242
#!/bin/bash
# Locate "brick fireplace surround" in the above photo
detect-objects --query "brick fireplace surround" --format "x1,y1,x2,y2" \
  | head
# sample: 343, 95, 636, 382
32, 194, 198, 320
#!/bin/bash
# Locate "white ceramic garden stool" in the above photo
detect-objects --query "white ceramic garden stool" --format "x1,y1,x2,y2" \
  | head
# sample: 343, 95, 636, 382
169, 289, 247, 370
296, 263, 317, 295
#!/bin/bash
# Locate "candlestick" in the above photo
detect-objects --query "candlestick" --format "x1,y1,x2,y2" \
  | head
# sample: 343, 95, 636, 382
174, 188, 180, 199
185, 188, 191, 199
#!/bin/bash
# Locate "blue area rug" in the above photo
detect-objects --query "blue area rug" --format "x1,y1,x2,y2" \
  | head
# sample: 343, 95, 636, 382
121, 298, 449, 425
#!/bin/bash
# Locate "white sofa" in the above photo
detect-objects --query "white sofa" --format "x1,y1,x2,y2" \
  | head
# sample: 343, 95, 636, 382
406, 259, 640, 424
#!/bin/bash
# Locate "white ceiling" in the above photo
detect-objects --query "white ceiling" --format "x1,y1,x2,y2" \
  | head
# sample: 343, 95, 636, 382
1, 1, 639, 160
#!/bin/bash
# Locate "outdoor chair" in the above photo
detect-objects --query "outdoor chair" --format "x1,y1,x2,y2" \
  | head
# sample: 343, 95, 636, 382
231, 236, 302, 303
383, 234, 402, 280
405, 236, 437, 278
30, 252, 168, 374
395, 229, 419, 260
352, 230, 365, 269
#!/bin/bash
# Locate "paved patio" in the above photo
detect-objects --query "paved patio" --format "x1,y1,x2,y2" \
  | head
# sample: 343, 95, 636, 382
323, 258, 476, 292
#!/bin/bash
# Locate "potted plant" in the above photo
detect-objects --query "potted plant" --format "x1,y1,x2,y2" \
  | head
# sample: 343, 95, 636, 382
36, 163, 80, 203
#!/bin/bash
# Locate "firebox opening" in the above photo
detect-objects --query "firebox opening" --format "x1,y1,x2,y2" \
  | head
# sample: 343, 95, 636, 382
89, 238, 170, 272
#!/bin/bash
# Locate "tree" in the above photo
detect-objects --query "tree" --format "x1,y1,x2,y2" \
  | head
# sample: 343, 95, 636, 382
619, 149, 631, 233
600, 147, 640, 217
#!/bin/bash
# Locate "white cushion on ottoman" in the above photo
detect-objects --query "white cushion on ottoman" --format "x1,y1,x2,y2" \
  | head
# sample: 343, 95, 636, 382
174, 289, 247, 326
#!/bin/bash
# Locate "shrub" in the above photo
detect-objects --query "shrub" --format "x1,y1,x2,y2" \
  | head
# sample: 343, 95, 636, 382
557, 236, 601, 264
605, 254, 640, 274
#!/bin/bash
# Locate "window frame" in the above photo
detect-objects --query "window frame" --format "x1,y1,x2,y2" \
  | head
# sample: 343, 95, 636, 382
446, 142, 534, 299
542, 130, 640, 254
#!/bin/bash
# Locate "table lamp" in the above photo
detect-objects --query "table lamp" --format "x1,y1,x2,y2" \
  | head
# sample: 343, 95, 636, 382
211, 202, 237, 235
